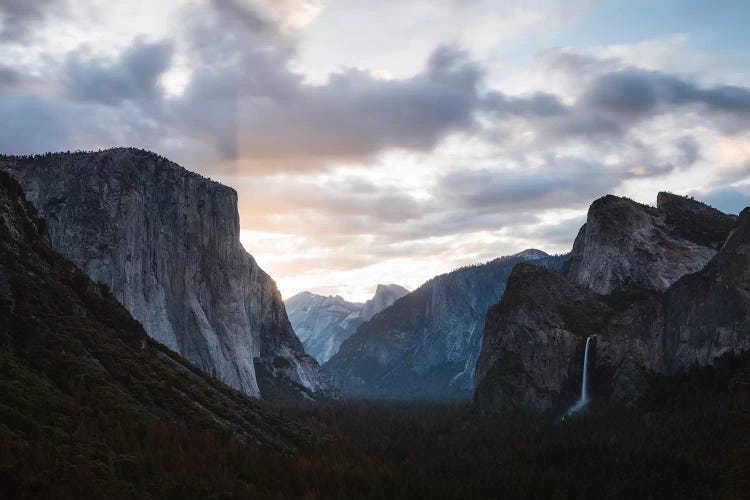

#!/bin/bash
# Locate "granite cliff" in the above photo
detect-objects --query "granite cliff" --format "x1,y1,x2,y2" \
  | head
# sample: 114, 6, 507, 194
286, 284, 408, 364
474, 193, 746, 414
325, 250, 567, 399
0, 149, 335, 401
0, 170, 306, 495
564, 192, 734, 294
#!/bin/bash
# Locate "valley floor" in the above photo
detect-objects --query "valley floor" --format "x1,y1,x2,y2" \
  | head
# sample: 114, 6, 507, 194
3, 355, 750, 499
279, 359, 750, 499
253, 353, 750, 499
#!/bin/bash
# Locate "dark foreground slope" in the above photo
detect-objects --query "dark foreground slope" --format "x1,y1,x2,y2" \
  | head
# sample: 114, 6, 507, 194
0, 172, 307, 498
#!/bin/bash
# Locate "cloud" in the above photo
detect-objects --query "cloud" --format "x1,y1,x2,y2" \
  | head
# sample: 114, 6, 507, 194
481, 90, 567, 118
535, 52, 750, 140
0, 0, 60, 41
210, 0, 272, 33
676, 135, 700, 166
236, 176, 425, 223
438, 157, 632, 212
582, 69, 750, 122
233, 169, 545, 247
246, 0, 327, 32
5, 2, 750, 178
486, 51, 750, 150
172, 37, 483, 170
242, 46, 480, 163
65, 38, 174, 105
0, 64, 19, 88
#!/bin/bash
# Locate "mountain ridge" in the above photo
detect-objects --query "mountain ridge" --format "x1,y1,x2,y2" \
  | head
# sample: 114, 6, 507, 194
325, 249, 568, 399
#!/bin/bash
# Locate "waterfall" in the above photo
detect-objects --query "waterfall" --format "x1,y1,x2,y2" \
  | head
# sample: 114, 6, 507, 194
564, 335, 593, 418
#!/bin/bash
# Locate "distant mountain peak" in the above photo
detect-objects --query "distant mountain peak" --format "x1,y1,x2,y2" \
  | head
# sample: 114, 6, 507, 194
361, 284, 409, 322
286, 284, 408, 364
514, 248, 549, 260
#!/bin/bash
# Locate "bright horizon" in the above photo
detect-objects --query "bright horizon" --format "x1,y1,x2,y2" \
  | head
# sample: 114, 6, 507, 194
2, 0, 750, 302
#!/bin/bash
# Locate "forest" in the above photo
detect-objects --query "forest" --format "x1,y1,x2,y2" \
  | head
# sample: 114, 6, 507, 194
3, 348, 749, 498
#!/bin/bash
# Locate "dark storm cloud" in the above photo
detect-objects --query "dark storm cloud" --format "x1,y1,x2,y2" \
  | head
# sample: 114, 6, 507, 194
677, 136, 700, 165
582, 71, 660, 117
481, 90, 567, 117
0, 65, 19, 88
239, 46, 480, 162
65, 39, 174, 105
209, 0, 272, 33
0, 0, 60, 41
171, 34, 483, 169
482, 51, 750, 148
541, 50, 619, 78
582, 69, 750, 120
534, 54, 750, 143
438, 158, 623, 211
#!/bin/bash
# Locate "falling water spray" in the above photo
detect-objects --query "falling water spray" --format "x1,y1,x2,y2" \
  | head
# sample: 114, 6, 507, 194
564, 335, 593, 418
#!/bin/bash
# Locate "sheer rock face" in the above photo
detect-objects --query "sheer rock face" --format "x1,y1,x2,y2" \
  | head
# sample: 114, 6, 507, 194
564, 193, 735, 295
0, 170, 304, 451
325, 251, 568, 399
0, 149, 334, 400
474, 198, 749, 415
286, 284, 408, 364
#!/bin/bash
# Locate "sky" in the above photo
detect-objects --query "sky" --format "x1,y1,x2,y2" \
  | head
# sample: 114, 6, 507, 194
1, 0, 749, 301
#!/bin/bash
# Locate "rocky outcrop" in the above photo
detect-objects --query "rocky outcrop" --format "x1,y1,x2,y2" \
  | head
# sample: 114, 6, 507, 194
474, 194, 748, 415
473, 264, 664, 413
0, 149, 335, 401
325, 250, 567, 399
564, 193, 735, 294
286, 284, 408, 364
361, 284, 409, 321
